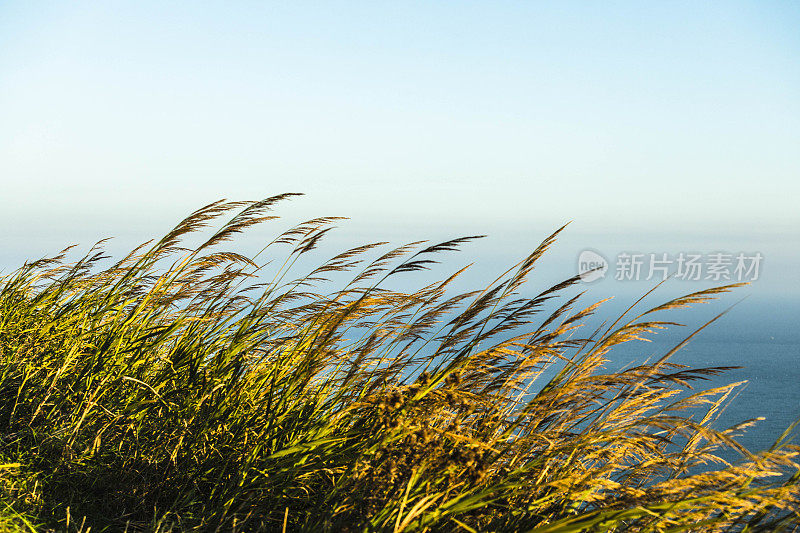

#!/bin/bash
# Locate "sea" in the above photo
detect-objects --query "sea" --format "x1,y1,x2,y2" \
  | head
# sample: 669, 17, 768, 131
611, 340, 800, 461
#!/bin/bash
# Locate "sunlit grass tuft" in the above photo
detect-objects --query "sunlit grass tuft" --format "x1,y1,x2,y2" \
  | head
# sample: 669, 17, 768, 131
0, 196, 797, 532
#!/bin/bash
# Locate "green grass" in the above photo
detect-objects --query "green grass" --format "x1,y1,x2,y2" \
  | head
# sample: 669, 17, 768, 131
0, 195, 798, 532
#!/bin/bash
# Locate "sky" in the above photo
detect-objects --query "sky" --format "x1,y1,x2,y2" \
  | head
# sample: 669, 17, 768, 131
1, 2, 799, 312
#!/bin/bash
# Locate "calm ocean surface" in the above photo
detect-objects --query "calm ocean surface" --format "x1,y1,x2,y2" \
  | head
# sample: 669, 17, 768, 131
600, 339, 800, 464
666, 341, 800, 453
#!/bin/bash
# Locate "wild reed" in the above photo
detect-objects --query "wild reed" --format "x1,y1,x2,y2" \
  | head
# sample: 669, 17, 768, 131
0, 196, 797, 532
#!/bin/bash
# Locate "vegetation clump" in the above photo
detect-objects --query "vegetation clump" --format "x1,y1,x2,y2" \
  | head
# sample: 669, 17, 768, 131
0, 195, 797, 532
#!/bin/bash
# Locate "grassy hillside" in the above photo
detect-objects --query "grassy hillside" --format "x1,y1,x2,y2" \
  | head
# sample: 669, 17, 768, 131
1, 196, 797, 532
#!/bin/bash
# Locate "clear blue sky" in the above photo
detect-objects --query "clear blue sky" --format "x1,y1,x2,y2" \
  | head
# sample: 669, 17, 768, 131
1, 2, 799, 299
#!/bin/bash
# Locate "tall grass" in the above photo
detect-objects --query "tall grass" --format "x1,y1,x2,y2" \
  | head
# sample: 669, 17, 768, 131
0, 196, 797, 532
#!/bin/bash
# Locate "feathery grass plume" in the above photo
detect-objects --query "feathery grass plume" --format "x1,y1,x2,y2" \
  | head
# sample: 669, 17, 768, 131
0, 196, 797, 532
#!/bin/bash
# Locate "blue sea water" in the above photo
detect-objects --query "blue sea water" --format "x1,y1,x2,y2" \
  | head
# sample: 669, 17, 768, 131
553, 290, 800, 462
622, 341, 800, 456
